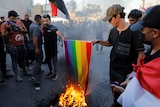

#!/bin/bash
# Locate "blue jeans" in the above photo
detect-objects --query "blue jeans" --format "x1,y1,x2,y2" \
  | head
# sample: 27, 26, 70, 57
32, 48, 43, 78
7, 45, 25, 76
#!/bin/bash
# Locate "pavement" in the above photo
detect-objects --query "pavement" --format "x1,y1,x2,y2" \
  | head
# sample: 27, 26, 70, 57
0, 43, 113, 107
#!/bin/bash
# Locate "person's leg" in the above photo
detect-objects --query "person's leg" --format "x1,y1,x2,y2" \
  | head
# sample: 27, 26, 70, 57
52, 54, 58, 80
100, 45, 103, 52
32, 49, 43, 79
0, 38, 7, 77
7, 45, 22, 82
45, 48, 54, 78
96, 44, 99, 53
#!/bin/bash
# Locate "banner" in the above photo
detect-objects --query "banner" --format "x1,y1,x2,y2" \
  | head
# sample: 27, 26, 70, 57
64, 40, 92, 91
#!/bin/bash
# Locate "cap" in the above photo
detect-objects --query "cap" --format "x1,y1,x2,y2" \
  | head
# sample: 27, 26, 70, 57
8, 10, 18, 17
130, 5, 160, 31
103, 4, 123, 22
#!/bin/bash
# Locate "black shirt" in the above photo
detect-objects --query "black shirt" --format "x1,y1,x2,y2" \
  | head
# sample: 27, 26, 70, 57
108, 26, 144, 75
43, 25, 58, 54
21, 19, 32, 33
144, 49, 160, 63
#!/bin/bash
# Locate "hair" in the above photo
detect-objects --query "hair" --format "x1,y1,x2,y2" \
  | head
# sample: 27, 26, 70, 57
8, 10, 18, 17
128, 9, 142, 19
0, 17, 4, 20
43, 14, 51, 20
119, 7, 125, 18
34, 14, 41, 21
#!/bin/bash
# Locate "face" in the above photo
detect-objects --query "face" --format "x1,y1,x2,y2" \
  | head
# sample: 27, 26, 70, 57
42, 17, 51, 27
24, 14, 29, 20
128, 17, 138, 25
141, 27, 155, 42
108, 14, 120, 27
9, 16, 17, 23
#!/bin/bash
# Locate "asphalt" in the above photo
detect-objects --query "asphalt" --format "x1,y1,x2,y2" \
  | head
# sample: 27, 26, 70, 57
0, 43, 113, 107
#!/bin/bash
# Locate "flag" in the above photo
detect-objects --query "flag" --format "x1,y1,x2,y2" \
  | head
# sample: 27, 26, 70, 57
64, 40, 92, 91
49, 0, 70, 19
118, 58, 160, 107
50, 2, 58, 16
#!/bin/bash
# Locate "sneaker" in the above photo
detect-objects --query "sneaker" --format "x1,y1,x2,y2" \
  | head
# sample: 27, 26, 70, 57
23, 69, 32, 76
46, 72, 53, 78
37, 70, 44, 75
30, 77, 40, 85
15, 75, 23, 82
26, 66, 32, 71
52, 74, 58, 80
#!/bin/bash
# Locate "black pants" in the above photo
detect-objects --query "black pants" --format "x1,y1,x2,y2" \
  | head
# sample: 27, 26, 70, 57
0, 37, 6, 75
44, 45, 57, 73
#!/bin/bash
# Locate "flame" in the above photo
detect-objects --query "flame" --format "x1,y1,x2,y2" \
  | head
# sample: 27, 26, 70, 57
59, 83, 87, 107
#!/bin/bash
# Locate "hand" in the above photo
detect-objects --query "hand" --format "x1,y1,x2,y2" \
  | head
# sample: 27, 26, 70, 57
35, 48, 40, 54
91, 40, 99, 45
111, 84, 125, 93
120, 79, 130, 86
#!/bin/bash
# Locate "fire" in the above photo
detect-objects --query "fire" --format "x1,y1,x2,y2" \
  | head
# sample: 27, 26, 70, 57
59, 83, 87, 107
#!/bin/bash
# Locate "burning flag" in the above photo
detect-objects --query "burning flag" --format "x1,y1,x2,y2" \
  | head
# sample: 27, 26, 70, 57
59, 83, 87, 107
64, 40, 92, 91
49, 0, 70, 19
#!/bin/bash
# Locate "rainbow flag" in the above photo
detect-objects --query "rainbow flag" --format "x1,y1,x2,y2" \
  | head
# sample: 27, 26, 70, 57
64, 40, 92, 91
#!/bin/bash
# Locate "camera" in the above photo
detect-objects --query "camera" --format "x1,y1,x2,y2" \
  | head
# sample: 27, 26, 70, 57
7, 21, 20, 32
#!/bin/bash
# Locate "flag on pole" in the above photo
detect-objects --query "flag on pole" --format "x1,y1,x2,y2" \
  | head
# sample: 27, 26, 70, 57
50, 2, 58, 16
49, 0, 70, 19
118, 58, 160, 107
64, 40, 92, 91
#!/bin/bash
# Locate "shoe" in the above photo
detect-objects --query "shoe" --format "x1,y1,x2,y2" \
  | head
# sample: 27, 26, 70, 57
30, 77, 40, 85
26, 66, 32, 71
46, 72, 53, 78
15, 75, 23, 82
37, 70, 44, 75
42, 60, 47, 64
23, 69, 32, 76
52, 74, 58, 80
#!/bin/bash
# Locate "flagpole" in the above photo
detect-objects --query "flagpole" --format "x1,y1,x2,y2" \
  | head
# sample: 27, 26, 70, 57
45, 0, 47, 14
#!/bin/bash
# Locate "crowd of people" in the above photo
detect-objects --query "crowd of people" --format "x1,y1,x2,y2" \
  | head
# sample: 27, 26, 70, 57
0, 10, 65, 86
0, 3, 160, 107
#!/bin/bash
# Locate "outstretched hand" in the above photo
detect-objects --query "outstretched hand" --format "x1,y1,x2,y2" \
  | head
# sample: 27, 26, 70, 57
91, 39, 99, 45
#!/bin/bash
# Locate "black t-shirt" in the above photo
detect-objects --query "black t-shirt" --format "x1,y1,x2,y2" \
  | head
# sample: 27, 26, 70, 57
43, 25, 58, 53
21, 19, 32, 33
144, 49, 160, 63
108, 26, 144, 74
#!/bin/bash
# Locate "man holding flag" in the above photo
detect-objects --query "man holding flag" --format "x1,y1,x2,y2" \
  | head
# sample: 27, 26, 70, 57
118, 5, 160, 107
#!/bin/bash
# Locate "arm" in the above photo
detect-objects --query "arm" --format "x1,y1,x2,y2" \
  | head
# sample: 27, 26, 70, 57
92, 39, 112, 47
1, 22, 11, 37
137, 51, 145, 65
33, 36, 39, 54
56, 30, 65, 41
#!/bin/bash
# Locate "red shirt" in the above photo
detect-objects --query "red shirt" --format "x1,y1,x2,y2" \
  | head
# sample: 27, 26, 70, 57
1, 20, 27, 46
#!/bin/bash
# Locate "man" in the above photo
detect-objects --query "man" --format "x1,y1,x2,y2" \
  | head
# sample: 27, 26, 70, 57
0, 17, 7, 80
128, 9, 142, 24
21, 13, 33, 69
118, 5, 160, 107
1, 10, 28, 82
42, 14, 64, 80
29, 15, 43, 85
92, 4, 144, 107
